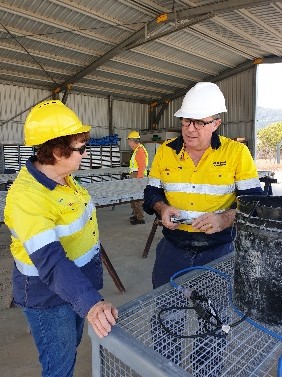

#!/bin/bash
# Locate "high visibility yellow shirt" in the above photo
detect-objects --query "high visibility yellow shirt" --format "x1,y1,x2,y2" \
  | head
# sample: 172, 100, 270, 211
4, 157, 103, 317
129, 144, 148, 177
143, 134, 263, 250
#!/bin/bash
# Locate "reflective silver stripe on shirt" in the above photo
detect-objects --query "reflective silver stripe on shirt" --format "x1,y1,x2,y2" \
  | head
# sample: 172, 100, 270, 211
24, 200, 95, 255
56, 200, 95, 237
148, 178, 163, 188
178, 209, 226, 222
15, 259, 39, 276
10, 228, 17, 238
14, 241, 100, 277
236, 177, 261, 191
74, 241, 100, 267
24, 229, 58, 255
163, 182, 235, 196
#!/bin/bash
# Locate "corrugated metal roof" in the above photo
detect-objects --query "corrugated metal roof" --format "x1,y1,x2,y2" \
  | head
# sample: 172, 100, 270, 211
0, 0, 281, 103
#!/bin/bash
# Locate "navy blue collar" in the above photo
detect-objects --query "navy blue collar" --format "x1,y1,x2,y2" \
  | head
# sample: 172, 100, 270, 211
167, 132, 221, 154
26, 156, 57, 190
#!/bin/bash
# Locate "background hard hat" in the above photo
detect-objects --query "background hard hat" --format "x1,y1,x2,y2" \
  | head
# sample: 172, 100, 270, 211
174, 82, 227, 119
127, 131, 140, 139
24, 100, 91, 146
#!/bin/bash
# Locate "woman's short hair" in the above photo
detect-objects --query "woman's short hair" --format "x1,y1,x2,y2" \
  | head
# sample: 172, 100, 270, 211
36, 131, 90, 165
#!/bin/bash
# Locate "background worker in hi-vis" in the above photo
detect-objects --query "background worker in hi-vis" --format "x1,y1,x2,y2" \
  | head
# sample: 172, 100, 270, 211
127, 130, 148, 225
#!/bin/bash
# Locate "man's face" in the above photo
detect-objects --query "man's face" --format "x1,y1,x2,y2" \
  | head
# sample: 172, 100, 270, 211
127, 139, 136, 150
181, 117, 221, 150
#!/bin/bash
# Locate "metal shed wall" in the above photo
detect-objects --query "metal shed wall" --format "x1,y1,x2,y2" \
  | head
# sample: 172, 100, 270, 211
0, 83, 50, 143
67, 94, 109, 139
113, 100, 149, 151
219, 67, 257, 156
0, 67, 257, 153
0, 84, 149, 150
159, 67, 257, 155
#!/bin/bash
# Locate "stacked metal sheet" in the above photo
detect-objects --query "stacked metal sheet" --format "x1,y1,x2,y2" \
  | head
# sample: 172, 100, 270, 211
83, 178, 148, 207
0, 178, 148, 223
0, 173, 17, 185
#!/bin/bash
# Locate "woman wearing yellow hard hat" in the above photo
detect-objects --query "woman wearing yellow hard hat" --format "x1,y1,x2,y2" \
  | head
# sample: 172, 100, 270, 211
4, 100, 118, 377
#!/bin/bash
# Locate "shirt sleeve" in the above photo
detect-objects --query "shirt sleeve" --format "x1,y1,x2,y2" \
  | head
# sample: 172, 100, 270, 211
143, 144, 167, 214
235, 144, 264, 196
6, 190, 103, 317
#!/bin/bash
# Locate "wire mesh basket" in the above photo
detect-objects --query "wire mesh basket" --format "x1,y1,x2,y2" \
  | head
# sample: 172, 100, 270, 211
89, 254, 282, 376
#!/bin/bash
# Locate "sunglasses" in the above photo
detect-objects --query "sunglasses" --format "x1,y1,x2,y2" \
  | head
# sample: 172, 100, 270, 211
70, 144, 87, 155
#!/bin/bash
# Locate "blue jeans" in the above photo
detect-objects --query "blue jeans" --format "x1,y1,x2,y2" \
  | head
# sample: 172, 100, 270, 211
153, 237, 233, 288
23, 303, 85, 377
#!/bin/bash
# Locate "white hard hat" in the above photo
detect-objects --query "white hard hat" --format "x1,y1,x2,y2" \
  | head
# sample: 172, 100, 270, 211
174, 82, 227, 119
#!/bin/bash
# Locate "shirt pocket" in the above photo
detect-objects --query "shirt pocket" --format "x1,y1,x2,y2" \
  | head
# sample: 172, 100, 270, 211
160, 166, 187, 184
204, 167, 235, 203
58, 197, 84, 219
56, 200, 86, 239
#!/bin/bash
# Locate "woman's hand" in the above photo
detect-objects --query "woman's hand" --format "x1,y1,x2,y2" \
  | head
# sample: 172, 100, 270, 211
87, 301, 118, 338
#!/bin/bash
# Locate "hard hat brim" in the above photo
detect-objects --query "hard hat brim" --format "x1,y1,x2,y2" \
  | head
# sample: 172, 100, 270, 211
75, 124, 92, 133
25, 124, 91, 146
174, 107, 227, 119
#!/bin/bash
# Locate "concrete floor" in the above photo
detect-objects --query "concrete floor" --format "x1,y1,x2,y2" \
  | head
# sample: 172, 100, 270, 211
1, 175, 282, 377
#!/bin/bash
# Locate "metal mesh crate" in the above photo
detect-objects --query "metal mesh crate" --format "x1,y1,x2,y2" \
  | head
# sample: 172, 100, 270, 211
88, 254, 282, 377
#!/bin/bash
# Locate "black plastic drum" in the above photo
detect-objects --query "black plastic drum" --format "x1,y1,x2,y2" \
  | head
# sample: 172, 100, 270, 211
233, 195, 282, 325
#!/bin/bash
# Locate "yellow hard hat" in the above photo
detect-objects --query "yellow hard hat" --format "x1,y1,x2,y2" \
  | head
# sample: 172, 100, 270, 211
127, 130, 140, 139
24, 100, 91, 146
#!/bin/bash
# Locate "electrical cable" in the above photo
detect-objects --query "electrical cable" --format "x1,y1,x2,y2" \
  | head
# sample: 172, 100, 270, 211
0, 22, 147, 40
278, 355, 282, 377
157, 294, 226, 339
170, 265, 282, 342
0, 23, 58, 85
159, 196, 282, 343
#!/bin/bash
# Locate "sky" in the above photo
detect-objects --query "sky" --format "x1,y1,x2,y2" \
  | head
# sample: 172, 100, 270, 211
256, 63, 282, 109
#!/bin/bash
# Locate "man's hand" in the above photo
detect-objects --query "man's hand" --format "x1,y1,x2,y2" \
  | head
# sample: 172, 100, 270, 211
87, 301, 118, 338
153, 202, 180, 230
192, 209, 236, 234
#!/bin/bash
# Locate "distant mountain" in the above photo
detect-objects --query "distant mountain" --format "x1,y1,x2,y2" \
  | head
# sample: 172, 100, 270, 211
256, 107, 282, 130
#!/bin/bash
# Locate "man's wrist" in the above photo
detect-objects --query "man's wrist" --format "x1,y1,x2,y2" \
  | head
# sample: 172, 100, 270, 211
220, 209, 236, 228
153, 201, 168, 217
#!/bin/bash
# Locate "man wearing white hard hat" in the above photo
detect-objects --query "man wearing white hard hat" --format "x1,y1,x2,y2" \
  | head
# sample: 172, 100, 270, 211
143, 82, 263, 369
144, 82, 263, 288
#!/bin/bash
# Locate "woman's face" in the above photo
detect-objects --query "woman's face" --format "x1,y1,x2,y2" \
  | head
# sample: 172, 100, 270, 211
54, 138, 88, 174
36, 132, 90, 167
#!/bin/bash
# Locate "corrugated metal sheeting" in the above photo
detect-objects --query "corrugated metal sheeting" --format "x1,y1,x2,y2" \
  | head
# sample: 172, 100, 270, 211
0, 1, 281, 102
113, 100, 149, 150
158, 67, 257, 154
0, 1, 279, 154
0, 83, 149, 150
0, 83, 51, 143
0, 67, 256, 153
219, 67, 257, 155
